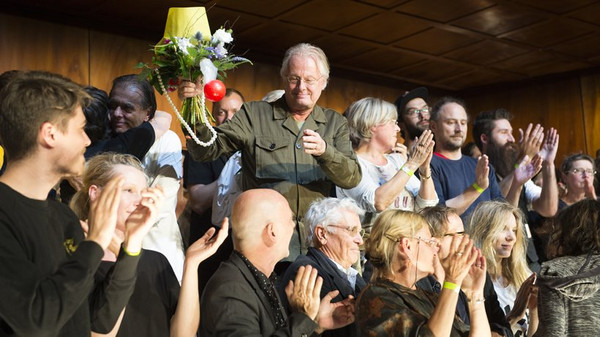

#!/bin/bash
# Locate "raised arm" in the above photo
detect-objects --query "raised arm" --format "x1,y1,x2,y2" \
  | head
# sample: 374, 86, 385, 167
374, 130, 435, 211
171, 219, 229, 337
532, 128, 559, 217
444, 155, 490, 215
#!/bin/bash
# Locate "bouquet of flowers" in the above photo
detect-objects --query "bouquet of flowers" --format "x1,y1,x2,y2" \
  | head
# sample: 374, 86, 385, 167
139, 7, 251, 146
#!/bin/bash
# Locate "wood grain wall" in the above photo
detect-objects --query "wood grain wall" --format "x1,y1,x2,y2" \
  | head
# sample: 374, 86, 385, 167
2, 12, 599, 165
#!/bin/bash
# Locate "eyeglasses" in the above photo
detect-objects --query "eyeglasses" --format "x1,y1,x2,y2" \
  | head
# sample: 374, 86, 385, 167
329, 224, 365, 237
384, 233, 438, 248
285, 76, 322, 87
379, 119, 399, 127
405, 107, 430, 118
443, 231, 465, 237
568, 168, 597, 176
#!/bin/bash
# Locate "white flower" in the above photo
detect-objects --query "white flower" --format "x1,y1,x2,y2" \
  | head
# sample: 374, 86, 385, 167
214, 43, 228, 58
211, 29, 233, 45
199, 58, 218, 85
175, 37, 193, 55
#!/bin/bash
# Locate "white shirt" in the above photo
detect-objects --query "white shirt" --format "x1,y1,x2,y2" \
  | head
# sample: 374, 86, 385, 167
337, 153, 438, 226
493, 276, 529, 335
141, 130, 185, 283
329, 257, 359, 289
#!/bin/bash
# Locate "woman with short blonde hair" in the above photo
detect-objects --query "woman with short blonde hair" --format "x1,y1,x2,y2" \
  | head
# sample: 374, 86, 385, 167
337, 97, 437, 235
356, 209, 491, 337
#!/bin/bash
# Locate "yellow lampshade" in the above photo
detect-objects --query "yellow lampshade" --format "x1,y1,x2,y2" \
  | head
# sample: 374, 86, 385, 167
0, 145, 4, 169
159, 7, 211, 43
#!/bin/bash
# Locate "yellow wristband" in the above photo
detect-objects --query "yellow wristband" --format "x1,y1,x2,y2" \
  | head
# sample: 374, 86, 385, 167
443, 281, 460, 293
123, 246, 141, 257
514, 163, 520, 169
400, 165, 414, 177
472, 182, 485, 194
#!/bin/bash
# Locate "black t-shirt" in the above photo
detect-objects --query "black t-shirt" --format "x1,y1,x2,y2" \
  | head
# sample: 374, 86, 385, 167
95, 250, 180, 337
85, 121, 155, 161
0, 182, 138, 336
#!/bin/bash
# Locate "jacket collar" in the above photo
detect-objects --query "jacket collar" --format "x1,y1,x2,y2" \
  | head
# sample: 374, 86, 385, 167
273, 97, 327, 135
230, 252, 288, 323
307, 247, 366, 295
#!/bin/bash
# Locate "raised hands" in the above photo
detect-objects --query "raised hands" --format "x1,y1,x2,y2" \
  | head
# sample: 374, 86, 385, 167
514, 155, 543, 186
518, 124, 544, 163
315, 291, 355, 333
86, 177, 124, 250
186, 218, 229, 267
538, 128, 559, 163
123, 186, 165, 254
463, 249, 487, 295
392, 142, 408, 162
177, 78, 202, 101
439, 234, 479, 286
406, 130, 435, 171
507, 273, 537, 326
474, 155, 490, 190
285, 265, 323, 320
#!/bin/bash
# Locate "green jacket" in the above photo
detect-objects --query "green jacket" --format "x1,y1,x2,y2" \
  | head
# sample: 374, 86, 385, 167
187, 97, 361, 257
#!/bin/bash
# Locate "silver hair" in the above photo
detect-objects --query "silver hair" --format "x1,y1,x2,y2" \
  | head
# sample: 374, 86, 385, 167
280, 43, 330, 80
304, 197, 365, 247
345, 97, 397, 145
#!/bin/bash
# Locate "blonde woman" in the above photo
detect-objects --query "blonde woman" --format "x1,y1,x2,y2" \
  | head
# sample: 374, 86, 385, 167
337, 97, 438, 232
71, 153, 227, 337
469, 200, 538, 336
356, 210, 490, 337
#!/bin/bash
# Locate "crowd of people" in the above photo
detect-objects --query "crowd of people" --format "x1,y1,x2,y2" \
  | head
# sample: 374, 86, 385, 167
1, 42, 600, 337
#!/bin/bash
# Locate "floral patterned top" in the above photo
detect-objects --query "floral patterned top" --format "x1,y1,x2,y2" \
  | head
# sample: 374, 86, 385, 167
356, 278, 470, 337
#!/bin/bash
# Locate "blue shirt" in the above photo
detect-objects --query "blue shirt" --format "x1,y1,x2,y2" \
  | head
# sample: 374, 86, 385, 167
431, 153, 504, 224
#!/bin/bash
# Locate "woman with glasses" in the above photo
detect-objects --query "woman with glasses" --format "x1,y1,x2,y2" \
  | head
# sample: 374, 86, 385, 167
559, 153, 597, 207
356, 209, 491, 337
337, 97, 438, 234
469, 201, 538, 337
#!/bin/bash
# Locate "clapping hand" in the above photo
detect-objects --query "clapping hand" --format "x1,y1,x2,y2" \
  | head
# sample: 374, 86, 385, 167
514, 155, 542, 186
285, 265, 322, 320
123, 186, 164, 253
538, 128, 559, 164
507, 273, 537, 326
315, 292, 355, 333
518, 124, 544, 163
440, 234, 478, 285
186, 218, 229, 267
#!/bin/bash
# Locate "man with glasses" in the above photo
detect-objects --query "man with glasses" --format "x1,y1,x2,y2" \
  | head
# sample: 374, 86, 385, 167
277, 197, 365, 337
395, 87, 431, 151
187, 43, 361, 262
420, 206, 513, 337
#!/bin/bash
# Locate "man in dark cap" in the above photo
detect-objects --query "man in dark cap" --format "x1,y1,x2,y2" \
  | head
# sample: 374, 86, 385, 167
395, 87, 430, 151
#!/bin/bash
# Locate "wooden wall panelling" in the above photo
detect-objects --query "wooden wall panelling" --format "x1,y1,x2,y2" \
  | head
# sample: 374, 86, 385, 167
461, 76, 587, 163
580, 73, 600, 156
0, 13, 89, 84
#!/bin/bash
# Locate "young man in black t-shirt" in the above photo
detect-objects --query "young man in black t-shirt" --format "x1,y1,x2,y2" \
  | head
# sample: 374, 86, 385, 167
0, 71, 158, 336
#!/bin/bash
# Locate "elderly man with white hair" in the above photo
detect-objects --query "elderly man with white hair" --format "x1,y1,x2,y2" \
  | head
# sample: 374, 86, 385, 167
187, 43, 361, 261
277, 197, 366, 337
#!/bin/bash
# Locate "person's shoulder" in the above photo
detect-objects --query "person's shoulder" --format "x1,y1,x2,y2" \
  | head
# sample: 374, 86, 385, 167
152, 130, 182, 151
244, 100, 274, 113
319, 106, 344, 121
203, 257, 256, 302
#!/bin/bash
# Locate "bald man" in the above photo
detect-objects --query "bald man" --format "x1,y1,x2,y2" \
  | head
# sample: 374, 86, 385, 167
199, 189, 353, 336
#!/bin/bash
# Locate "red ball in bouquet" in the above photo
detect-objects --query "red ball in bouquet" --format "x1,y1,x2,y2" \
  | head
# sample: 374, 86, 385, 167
204, 80, 226, 102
